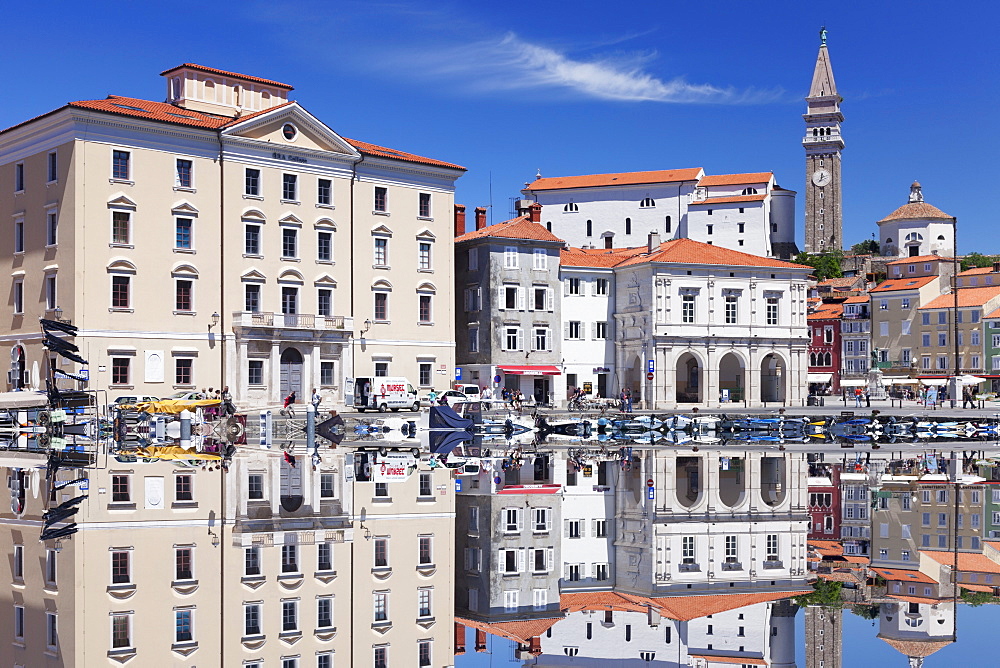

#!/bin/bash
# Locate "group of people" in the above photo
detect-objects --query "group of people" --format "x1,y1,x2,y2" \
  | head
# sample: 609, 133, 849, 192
281, 388, 323, 417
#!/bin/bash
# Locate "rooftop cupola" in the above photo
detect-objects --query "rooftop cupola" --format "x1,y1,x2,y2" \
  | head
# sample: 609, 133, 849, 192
160, 63, 293, 118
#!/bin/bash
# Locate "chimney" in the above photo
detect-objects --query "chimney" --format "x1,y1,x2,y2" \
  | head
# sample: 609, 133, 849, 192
528, 636, 543, 656
454, 204, 467, 237
474, 206, 487, 230
516, 199, 533, 217
993, 261, 1000, 273
475, 628, 488, 652
528, 202, 542, 223
648, 231, 661, 253
454, 622, 466, 655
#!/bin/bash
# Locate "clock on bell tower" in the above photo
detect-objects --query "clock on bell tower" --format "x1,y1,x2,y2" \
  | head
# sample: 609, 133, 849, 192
803, 27, 844, 254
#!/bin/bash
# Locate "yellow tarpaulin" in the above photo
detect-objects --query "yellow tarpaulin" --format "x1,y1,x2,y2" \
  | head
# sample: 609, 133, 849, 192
124, 399, 222, 414
130, 446, 222, 461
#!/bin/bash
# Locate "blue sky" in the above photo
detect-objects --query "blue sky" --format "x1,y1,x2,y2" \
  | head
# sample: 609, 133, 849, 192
5, 1, 998, 252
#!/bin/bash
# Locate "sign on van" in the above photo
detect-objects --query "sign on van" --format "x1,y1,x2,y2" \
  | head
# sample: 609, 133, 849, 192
371, 453, 417, 483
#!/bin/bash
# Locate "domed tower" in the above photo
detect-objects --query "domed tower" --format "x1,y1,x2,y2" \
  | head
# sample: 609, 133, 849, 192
877, 182, 955, 258
876, 600, 955, 667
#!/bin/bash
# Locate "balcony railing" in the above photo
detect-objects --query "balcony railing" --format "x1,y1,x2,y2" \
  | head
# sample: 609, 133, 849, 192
233, 312, 348, 330
842, 312, 870, 320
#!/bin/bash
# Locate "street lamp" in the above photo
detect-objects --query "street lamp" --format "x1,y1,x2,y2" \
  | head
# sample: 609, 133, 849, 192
362, 319, 372, 336
210, 311, 220, 328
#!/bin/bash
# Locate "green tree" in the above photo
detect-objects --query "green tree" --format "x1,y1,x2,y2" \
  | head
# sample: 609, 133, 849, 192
850, 239, 880, 255
961, 588, 998, 606
794, 580, 843, 607
961, 252, 999, 271
849, 604, 881, 620
793, 250, 845, 282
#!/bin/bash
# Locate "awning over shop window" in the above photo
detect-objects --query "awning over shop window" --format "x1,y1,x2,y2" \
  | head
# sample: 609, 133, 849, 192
887, 378, 920, 384
807, 373, 832, 383
496, 484, 562, 495
497, 365, 561, 376
839, 379, 867, 387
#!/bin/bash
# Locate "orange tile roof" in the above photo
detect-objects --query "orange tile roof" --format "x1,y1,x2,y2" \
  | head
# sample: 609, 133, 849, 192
918, 285, 1000, 309
808, 539, 844, 556
808, 304, 844, 320
872, 567, 937, 584
986, 307, 1000, 319
561, 590, 810, 621
61, 95, 465, 170
869, 276, 938, 293
698, 172, 772, 186
456, 617, 562, 645
689, 194, 767, 206
878, 201, 954, 223
817, 277, 859, 287
560, 245, 650, 268
617, 237, 811, 270
886, 255, 954, 265
921, 550, 1000, 574
688, 654, 766, 665
959, 583, 994, 593
160, 63, 294, 90
959, 266, 998, 276
455, 215, 564, 244
817, 569, 866, 584
878, 637, 953, 658
525, 168, 703, 191
844, 295, 871, 303
887, 594, 944, 605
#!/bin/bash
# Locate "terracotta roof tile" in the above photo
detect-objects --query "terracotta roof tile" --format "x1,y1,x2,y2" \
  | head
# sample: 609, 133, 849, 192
869, 276, 938, 293
878, 201, 954, 223
921, 550, 1000, 574
616, 237, 811, 270
342, 137, 465, 170
817, 569, 867, 584
959, 266, 998, 276
960, 583, 994, 593
689, 194, 767, 206
525, 168, 703, 191
872, 567, 937, 584
843, 295, 871, 303
878, 637, 953, 658
456, 616, 562, 645
562, 590, 810, 622
807, 304, 844, 320
887, 594, 944, 605
698, 172, 772, 186
808, 539, 844, 557
918, 285, 1000, 309
688, 654, 766, 665
560, 246, 650, 268
986, 307, 1000, 319
455, 216, 564, 244
817, 277, 858, 287
160, 63, 294, 90
886, 255, 954, 265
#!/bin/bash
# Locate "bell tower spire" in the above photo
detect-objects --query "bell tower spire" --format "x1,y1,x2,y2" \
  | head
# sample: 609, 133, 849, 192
803, 27, 845, 254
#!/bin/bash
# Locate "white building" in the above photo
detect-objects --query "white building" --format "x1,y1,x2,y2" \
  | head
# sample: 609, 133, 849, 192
878, 182, 955, 258
521, 169, 797, 259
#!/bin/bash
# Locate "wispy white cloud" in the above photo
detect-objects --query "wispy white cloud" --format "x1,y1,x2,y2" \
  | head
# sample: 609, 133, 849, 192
384, 32, 782, 104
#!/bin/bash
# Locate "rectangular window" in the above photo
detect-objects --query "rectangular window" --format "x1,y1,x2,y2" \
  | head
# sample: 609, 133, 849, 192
317, 542, 333, 571
504, 327, 522, 351
682, 294, 695, 323
245, 284, 260, 312
374, 237, 388, 266
939, 312, 948, 325
320, 361, 334, 386
175, 609, 193, 643
317, 597, 333, 628
504, 590, 518, 612
282, 286, 298, 315
175, 358, 193, 386
111, 357, 130, 385
175, 547, 193, 580
418, 588, 432, 618
468, 506, 479, 531
175, 159, 193, 188
175, 280, 193, 312
568, 321, 582, 339
282, 228, 298, 258
175, 474, 193, 502
245, 168, 260, 196
939, 333, 947, 347
111, 550, 130, 584
568, 278, 581, 295
766, 534, 779, 561
317, 231, 333, 261
111, 613, 130, 649
418, 242, 432, 270
595, 321, 608, 339
374, 538, 388, 568
175, 217, 193, 249
282, 544, 299, 573
245, 224, 261, 255
766, 297, 779, 325
468, 247, 478, 271
317, 178, 332, 205
245, 546, 261, 576
112, 150, 130, 180
282, 173, 298, 201
468, 327, 479, 353
45, 275, 57, 310
14, 161, 24, 191
419, 639, 432, 667
373, 592, 388, 622
533, 328, 549, 351
46, 612, 57, 649
282, 600, 298, 632
375, 647, 388, 668
418, 192, 431, 218
48, 151, 58, 182
45, 549, 57, 584
113, 211, 131, 245
317, 289, 333, 317
533, 248, 547, 270
47, 210, 58, 246
504, 246, 518, 269
682, 536, 695, 562
14, 605, 24, 641
374, 292, 388, 321
111, 474, 131, 502
725, 294, 738, 323
244, 605, 261, 636
418, 294, 432, 323
374, 186, 388, 212
14, 219, 23, 253
418, 362, 431, 387
12, 280, 22, 314
417, 535, 435, 566
505, 507, 522, 532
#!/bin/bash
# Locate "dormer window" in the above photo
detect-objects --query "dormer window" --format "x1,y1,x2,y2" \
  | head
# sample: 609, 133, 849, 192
741, 188, 758, 196
640, 197, 655, 208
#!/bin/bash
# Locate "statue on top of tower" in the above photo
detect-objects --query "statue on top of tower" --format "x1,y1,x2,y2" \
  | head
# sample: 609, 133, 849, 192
909, 181, 924, 203
820, 26, 828, 46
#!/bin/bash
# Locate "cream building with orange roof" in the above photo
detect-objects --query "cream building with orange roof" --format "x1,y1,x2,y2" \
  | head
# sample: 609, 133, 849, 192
878, 182, 955, 259
0, 63, 465, 406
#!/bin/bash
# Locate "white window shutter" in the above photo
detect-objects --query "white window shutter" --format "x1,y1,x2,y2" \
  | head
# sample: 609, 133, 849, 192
547, 287, 554, 311
516, 328, 524, 351
498, 550, 506, 573
498, 287, 505, 310
564, 322, 571, 339
517, 548, 525, 573
563, 520, 570, 538
562, 562, 569, 579
546, 511, 552, 531
516, 508, 524, 531
517, 287, 525, 311
563, 279, 570, 296
592, 519, 599, 536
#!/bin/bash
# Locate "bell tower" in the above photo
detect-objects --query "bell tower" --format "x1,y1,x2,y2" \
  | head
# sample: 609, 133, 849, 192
803, 27, 845, 253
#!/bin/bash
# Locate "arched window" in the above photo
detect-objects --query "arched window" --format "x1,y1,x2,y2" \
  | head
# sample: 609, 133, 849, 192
563, 202, 579, 212
810, 353, 817, 366
813, 128, 818, 137
546, 221, 552, 232
665, 216, 672, 234
640, 197, 655, 208
825, 352, 832, 366
886, 237, 893, 244
625, 218, 632, 235
937, 235, 946, 240
742, 187, 758, 196
586, 220, 593, 237
204, 79, 216, 101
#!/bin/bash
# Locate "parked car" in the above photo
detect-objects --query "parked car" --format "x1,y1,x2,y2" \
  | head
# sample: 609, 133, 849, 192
113, 395, 159, 406
167, 390, 207, 401
419, 389, 467, 407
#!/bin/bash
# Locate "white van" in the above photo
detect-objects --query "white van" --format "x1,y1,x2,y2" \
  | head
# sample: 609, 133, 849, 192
454, 384, 481, 400
353, 377, 419, 412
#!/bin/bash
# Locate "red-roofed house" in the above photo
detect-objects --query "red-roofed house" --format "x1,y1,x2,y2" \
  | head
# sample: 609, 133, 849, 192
0, 63, 467, 408
520, 165, 799, 259
807, 301, 844, 393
